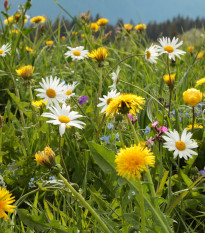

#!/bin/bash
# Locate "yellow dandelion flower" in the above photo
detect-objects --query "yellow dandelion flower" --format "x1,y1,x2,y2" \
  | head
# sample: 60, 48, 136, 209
124, 24, 133, 31
26, 46, 34, 53
30, 16, 46, 24
46, 41, 53, 46
135, 24, 146, 31
90, 22, 99, 32
16, 65, 34, 80
32, 99, 47, 108
81, 34, 85, 38
11, 29, 18, 34
35, 146, 56, 168
105, 93, 145, 117
72, 32, 78, 35
61, 36, 66, 41
97, 18, 109, 26
4, 16, 14, 24
88, 47, 108, 62
186, 124, 203, 130
197, 52, 203, 59
0, 187, 16, 221
163, 73, 175, 86
115, 144, 155, 180
183, 88, 202, 107
195, 77, 205, 87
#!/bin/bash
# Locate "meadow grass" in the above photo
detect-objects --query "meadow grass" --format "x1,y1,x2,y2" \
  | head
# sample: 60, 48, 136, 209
0, 1, 205, 232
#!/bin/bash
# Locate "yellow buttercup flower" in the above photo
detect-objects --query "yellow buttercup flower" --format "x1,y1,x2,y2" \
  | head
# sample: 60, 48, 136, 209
124, 24, 133, 31
26, 46, 34, 53
183, 88, 202, 107
72, 32, 78, 35
35, 146, 56, 168
186, 124, 203, 130
97, 18, 109, 26
46, 41, 53, 46
197, 52, 203, 59
115, 144, 155, 180
105, 93, 145, 117
195, 77, 205, 87
0, 187, 16, 221
90, 22, 99, 32
88, 47, 108, 62
188, 46, 194, 54
163, 73, 175, 86
16, 65, 34, 80
32, 99, 47, 108
135, 24, 146, 31
61, 36, 66, 41
30, 16, 46, 24
81, 34, 85, 38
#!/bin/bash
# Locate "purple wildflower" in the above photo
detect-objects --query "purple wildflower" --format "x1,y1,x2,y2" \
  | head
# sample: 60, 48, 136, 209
78, 95, 88, 105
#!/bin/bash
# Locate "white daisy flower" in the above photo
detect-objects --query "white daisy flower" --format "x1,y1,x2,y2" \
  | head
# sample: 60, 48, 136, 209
109, 66, 120, 90
162, 128, 198, 160
64, 81, 78, 99
158, 37, 186, 61
42, 103, 85, 136
0, 43, 11, 57
65, 46, 88, 61
145, 44, 159, 64
35, 76, 66, 108
97, 90, 120, 113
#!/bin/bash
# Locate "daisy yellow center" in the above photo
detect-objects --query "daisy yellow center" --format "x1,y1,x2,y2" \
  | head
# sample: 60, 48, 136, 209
58, 116, 70, 123
146, 50, 151, 59
73, 51, 81, 56
175, 141, 186, 151
0, 50, 4, 55
164, 45, 174, 53
107, 98, 113, 105
46, 88, 56, 98
65, 90, 72, 95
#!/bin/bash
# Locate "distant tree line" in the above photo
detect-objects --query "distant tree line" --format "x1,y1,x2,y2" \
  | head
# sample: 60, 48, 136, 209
51, 14, 205, 42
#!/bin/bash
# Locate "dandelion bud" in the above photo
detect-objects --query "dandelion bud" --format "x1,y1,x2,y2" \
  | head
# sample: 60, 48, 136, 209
4, 0, 8, 10
183, 88, 202, 107
104, 30, 112, 39
35, 146, 56, 169
163, 74, 175, 87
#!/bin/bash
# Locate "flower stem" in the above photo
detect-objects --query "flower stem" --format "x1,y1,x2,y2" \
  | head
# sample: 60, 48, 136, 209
192, 107, 195, 133
97, 67, 103, 103
137, 177, 146, 233
2, 57, 30, 154
167, 55, 172, 118
58, 173, 111, 233
126, 114, 139, 144
59, 136, 70, 182
96, 113, 106, 140
145, 168, 156, 197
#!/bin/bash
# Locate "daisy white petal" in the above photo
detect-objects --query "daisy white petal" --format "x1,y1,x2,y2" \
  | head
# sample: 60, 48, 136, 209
162, 128, 198, 160
109, 66, 120, 90
35, 76, 66, 108
0, 43, 11, 57
145, 44, 159, 64
41, 104, 85, 136
97, 90, 120, 113
65, 46, 88, 61
158, 37, 186, 61
63, 81, 78, 99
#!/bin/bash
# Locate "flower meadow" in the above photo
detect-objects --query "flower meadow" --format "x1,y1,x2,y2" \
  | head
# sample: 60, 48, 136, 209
0, 1, 205, 232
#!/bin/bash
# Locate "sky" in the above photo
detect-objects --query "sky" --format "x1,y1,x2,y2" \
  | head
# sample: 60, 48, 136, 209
5, 0, 205, 25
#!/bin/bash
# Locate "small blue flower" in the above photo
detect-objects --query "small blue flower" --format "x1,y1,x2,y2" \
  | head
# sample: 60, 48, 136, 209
144, 126, 151, 135
29, 178, 36, 188
107, 123, 114, 131
101, 136, 111, 144
115, 133, 120, 141
49, 176, 56, 180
